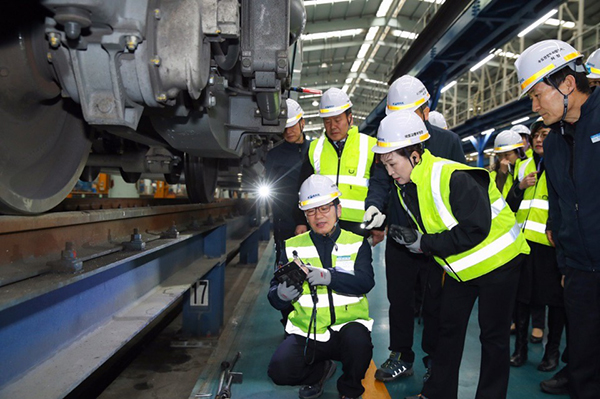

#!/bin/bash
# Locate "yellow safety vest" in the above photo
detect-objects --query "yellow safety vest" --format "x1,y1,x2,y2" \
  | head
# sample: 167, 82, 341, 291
284, 230, 372, 342
398, 150, 530, 282
516, 158, 551, 246
309, 126, 377, 223
490, 169, 514, 199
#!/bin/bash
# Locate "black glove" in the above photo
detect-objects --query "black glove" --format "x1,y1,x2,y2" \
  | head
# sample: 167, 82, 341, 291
389, 224, 423, 254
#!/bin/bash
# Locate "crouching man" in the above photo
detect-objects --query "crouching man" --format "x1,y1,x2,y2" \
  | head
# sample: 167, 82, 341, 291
267, 174, 375, 399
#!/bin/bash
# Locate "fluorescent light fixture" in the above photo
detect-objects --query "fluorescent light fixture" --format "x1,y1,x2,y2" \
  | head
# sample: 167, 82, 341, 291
304, 0, 351, 6
441, 80, 457, 93
299, 94, 322, 99
354, 115, 366, 120
391, 30, 418, 40
461, 135, 474, 142
545, 18, 576, 29
341, 84, 350, 93
484, 148, 494, 153
518, 9, 558, 38
301, 29, 364, 41
469, 152, 479, 157
345, 77, 353, 84
376, 0, 394, 17
482, 128, 495, 135
303, 113, 320, 119
364, 78, 388, 85
511, 116, 530, 125
357, 43, 370, 59
365, 26, 379, 41
304, 125, 324, 132
422, 0, 445, 3
311, 100, 319, 106
469, 54, 495, 72
350, 60, 362, 73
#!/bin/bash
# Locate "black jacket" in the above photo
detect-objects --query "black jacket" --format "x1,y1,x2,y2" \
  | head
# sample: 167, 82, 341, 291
265, 138, 310, 229
366, 121, 467, 229
544, 87, 600, 273
267, 226, 375, 311
398, 170, 492, 258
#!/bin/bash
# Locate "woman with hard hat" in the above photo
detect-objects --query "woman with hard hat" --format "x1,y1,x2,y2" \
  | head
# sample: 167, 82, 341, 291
505, 118, 566, 374
489, 130, 527, 199
586, 48, 600, 87
373, 110, 529, 399
268, 174, 374, 399
511, 124, 534, 160
515, 39, 600, 398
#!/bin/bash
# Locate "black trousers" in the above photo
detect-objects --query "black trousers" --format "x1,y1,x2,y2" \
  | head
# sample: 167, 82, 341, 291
422, 255, 523, 399
268, 323, 373, 397
564, 267, 600, 399
385, 239, 442, 364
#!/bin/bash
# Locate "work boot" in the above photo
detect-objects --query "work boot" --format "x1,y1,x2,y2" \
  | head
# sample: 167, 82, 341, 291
510, 302, 529, 367
299, 360, 337, 399
538, 306, 565, 372
374, 352, 413, 381
540, 366, 569, 395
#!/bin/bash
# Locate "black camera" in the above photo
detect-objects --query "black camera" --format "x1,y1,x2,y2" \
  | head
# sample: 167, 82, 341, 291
274, 258, 309, 293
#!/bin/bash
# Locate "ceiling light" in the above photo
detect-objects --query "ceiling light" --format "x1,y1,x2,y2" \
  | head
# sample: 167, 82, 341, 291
357, 43, 370, 59
511, 116, 530, 125
341, 85, 350, 93
482, 128, 495, 135
364, 78, 387, 85
345, 77, 353, 84
301, 29, 364, 41
391, 30, 418, 40
469, 152, 479, 157
303, 113, 320, 119
545, 18, 576, 29
469, 54, 495, 72
518, 9, 558, 38
441, 80, 457, 93
350, 60, 362, 73
304, 125, 324, 132
376, 0, 393, 17
312, 100, 319, 106
461, 135, 474, 142
304, 0, 352, 6
320, 62, 328, 68
365, 27, 379, 41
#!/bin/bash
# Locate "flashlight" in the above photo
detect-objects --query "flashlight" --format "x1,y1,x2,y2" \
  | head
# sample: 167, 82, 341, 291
258, 184, 271, 199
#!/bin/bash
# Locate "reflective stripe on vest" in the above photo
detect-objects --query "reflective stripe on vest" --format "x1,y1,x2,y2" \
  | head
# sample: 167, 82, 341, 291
400, 150, 530, 282
308, 127, 377, 222
283, 230, 372, 341
516, 157, 551, 246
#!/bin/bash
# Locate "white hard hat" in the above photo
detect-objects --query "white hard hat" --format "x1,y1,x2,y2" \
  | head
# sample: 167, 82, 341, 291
386, 75, 430, 115
285, 98, 304, 128
428, 110, 448, 129
494, 130, 524, 153
586, 48, 600, 79
515, 39, 585, 98
511, 124, 530, 136
298, 174, 341, 211
319, 88, 353, 117
372, 110, 430, 154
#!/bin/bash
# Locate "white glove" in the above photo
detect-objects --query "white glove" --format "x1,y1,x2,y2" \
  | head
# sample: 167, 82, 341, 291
363, 206, 386, 229
306, 266, 332, 286
277, 282, 300, 301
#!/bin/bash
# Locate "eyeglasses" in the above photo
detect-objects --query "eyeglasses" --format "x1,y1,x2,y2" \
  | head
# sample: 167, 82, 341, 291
305, 203, 335, 216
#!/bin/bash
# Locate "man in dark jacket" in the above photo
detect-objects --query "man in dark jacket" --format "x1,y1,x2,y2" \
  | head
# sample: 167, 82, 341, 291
266, 98, 310, 261
515, 39, 600, 398
364, 75, 465, 383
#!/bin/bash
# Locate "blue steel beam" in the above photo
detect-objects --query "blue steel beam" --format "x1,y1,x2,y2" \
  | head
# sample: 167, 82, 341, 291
359, 0, 562, 135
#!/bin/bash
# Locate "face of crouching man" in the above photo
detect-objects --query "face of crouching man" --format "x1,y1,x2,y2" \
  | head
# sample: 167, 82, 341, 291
305, 200, 342, 236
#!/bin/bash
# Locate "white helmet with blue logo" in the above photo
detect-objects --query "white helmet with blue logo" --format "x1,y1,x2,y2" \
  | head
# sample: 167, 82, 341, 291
318, 88, 352, 117
586, 48, 600, 79
386, 75, 430, 115
298, 175, 341, 211
372, 110, 430, 154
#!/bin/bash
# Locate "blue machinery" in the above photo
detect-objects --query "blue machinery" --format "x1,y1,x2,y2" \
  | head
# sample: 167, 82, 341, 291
0, 210, 270, 398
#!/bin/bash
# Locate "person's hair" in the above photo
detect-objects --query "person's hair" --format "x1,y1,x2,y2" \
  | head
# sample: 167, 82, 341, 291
546, 61, 591, 94
376, 143, 424, 163
344, 108, 353, 117
332, 198, 340, 206
418, 103, 428, 114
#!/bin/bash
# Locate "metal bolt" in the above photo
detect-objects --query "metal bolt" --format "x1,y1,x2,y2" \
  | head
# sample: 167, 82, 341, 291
242, 58, 251, 68
280, 110, 286, 116
97, 98, 114, 114
64, 21, 81, 40
151, 56, 161, 66
208, 95, 216, 107
156, 93, 167, 102
125, 35, 139, 52
255, 109, 261, 115
46, 52, 53, 63
209, 76, 215, 85
47, 32, 60, 48
154, 8, 161, 19
277, 58, 287, 68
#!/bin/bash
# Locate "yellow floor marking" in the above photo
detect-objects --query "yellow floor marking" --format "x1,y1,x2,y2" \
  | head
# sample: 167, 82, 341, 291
362, 359, 392, 399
